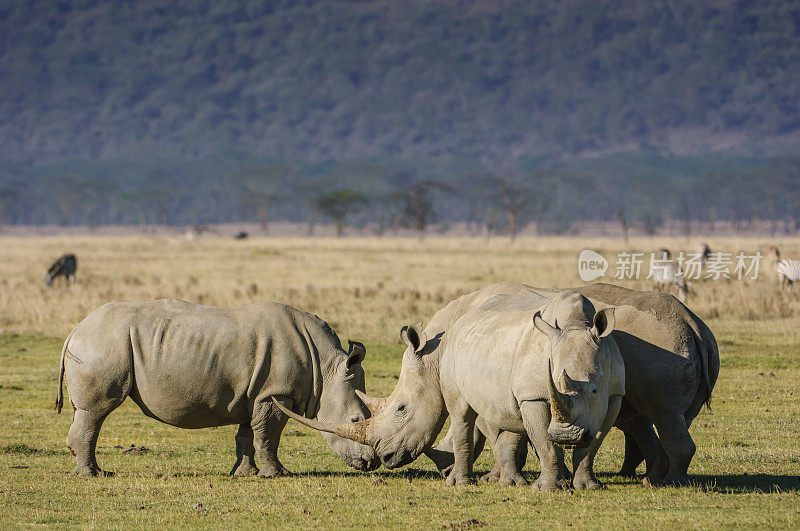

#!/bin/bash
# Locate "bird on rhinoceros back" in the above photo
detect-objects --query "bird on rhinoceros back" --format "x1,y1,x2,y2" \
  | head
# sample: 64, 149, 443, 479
55, 298, 379, 477
43, 253, 77, 288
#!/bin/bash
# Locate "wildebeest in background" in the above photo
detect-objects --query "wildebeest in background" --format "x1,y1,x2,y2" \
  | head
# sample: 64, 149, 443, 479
234, 231, 249, 240
43, 254, 77, 288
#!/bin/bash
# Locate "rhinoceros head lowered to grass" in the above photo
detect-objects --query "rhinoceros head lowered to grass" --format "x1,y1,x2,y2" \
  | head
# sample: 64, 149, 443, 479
276, 322, 448, 469
533, 292, 624, 447
273, 339, 381, 471
316, 340, 383, 471
357, 322, 449, 468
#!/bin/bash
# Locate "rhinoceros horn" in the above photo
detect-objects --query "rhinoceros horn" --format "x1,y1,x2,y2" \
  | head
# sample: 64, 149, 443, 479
560, 369, 581, 394
355, 389, 386, 414
547, 359, 573, 422
271, 397, 371, 445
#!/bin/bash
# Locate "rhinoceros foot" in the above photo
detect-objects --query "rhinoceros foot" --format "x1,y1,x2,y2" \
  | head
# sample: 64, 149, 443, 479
572, 475, 604, 490
497, 472, 528, 487
532, 474, 568, 492
257, 465, 291, 478
73, 465, 112, 478
481, 467, 528, 486
231, 463, 260, 477
479, 467, 500, 483
445, 473, 476, 486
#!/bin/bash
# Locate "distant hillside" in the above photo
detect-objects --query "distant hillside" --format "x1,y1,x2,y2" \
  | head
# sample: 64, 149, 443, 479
2, 0, 800, 164
3, 1, 800, 231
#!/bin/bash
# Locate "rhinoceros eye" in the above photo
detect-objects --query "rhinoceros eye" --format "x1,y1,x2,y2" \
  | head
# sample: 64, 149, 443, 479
350, 416, 361, 423
395, 403, 406, 414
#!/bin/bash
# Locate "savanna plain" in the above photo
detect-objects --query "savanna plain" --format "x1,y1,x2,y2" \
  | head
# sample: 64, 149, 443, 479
1, 234, 799, 528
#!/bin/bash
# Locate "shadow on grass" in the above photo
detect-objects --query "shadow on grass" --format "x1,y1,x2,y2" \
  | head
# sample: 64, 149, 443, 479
691, 474, 800, 493
296, 467, 444, 480
595, 471, 800, 493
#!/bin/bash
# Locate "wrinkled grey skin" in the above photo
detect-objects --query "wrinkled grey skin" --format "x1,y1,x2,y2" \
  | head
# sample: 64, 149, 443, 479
287, 288, 625, 491
55, 298, 379, 477
437, 291, 624, 490
429, 282, 719, 487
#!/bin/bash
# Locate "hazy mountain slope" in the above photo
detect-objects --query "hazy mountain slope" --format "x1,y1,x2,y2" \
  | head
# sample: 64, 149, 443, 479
2, 0, 799, 163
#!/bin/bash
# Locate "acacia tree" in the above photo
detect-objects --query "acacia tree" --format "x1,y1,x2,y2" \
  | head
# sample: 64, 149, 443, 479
397, 180, 451, 239
498, 178, 534, 241
315, 189, 368, 237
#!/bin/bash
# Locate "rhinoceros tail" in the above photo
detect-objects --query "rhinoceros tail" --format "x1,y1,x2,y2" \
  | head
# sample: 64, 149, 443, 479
701, 322, 720, 410
56, 330, 74, 414
692, 317, 719, 410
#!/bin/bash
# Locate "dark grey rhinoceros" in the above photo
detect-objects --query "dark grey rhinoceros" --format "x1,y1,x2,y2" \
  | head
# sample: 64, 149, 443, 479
56, 298, 379, 477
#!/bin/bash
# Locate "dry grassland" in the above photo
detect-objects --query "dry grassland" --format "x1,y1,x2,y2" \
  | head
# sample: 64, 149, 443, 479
2, 234, 799, 340
1, 234, 799, 528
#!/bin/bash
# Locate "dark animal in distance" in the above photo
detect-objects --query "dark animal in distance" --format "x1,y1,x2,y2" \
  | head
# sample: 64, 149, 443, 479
234, 231, 249, 240
43, 254, 77, 288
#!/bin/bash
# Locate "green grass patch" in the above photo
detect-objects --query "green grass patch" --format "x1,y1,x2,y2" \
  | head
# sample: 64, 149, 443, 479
2, 330, 799, 527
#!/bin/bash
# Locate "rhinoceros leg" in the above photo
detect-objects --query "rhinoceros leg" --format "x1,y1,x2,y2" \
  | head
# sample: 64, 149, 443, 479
572, 395, 622, 490
619, 432, 644, 477
230, 423, 260, 477
66, 407, 116, 477
474, 418, 502, 483
444, 399, 478, 486
645, 414, 695, 486
481, 430, 529, 486
520, 401, 568, 491
65, 355, 130, 477
251, 396, 292, 478
615, 416, 660, 478
432, 419, 530, 486
426, 422, 486, 478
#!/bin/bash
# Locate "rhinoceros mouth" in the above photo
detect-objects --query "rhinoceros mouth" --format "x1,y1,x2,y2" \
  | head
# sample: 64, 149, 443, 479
351, 457, 381, 471
380, 449, 413, 469
549, 429, 592, 449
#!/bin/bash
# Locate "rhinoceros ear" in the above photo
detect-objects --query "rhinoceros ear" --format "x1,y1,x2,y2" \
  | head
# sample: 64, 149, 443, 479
400, 322, 427, 355
533, 311, 559, 341
346, 340, 366, 370
591, 308, 615, 338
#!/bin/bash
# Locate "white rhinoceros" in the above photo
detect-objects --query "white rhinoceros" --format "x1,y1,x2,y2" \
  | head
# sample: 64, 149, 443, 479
55, 298, 379, 477
277, 289, 625, 491
429, 282, 720, 487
